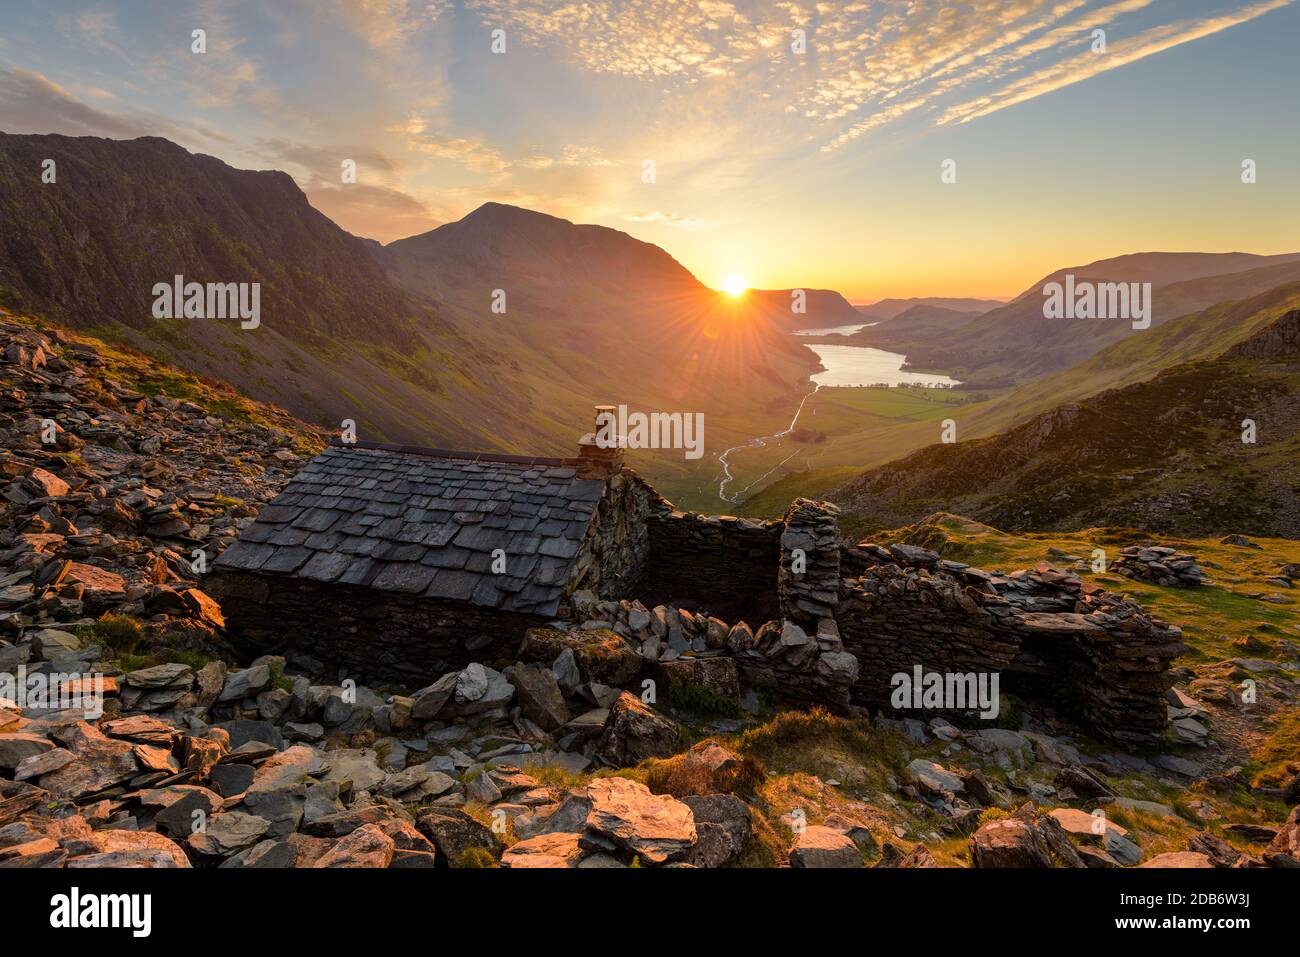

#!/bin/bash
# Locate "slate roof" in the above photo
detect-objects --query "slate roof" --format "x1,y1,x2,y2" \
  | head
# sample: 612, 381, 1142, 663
213, 441, 607, 616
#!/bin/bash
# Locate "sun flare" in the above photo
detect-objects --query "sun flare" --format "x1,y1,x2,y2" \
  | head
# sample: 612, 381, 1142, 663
721, 274, 749, 297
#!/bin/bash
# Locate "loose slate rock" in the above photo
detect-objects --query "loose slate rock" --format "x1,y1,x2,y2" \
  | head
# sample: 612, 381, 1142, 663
313, 823, 395, 868
584, 777, 695, 865
594, 692, 682, 767
188, 812, 271, 857
789, 825, 863, 868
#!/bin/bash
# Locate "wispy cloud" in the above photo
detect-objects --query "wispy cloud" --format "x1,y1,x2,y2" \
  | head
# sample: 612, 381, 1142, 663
937, 0, 1293, 126
624, 209, 710, 227
469, 0, 1292, 153
338, 0, 451, 50
0, 65, 225, 146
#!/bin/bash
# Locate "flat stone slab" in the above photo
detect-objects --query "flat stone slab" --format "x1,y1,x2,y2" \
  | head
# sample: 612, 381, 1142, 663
584, 777, 695, 865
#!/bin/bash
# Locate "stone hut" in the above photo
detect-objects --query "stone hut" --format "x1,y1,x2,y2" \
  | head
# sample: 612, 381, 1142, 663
207, 428, 644, 683
209, 417, 1184, 744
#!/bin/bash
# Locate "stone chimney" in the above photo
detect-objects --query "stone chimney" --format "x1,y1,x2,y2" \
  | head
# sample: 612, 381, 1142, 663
576, 404, 625, 479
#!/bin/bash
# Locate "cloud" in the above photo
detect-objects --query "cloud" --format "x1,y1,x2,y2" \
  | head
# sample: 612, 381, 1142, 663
0, 66, 191, 140
467, 0, 1292, 154
338, 0, 451, 50
256, 137, 400, 176
624, 209, 710, 227
936, 0, 1294, 126
305, 179, 442, 243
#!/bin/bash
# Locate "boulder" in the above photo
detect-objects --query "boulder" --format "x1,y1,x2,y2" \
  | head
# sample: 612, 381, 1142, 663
594, 692, 682, 767
1264, 806, 1300, 867
440, 664, 513, 718
519, 628, 642, 686
657, 657, 740, 700
321, 749, 386, 795
1049, 808, 1140, 865
501, 831, 585, 868
0, 733, 55, 771
40, 722, 138, 799
509, 662, 569, 731
410, 673, 459, 720
907, 758, 964, 797
584, 777, 696, 865
683, 794, 751, 868
415, 808, 500, 867
971, 805, 1085, 868
188, 812, 272, 857
313, 823, 395, 868
513, 791, 592, 840
25, 468, 69, 499
789, 826, 863, 868
217, 664, 271, 703
1138, 852, 1214, 868
76, 830, 190, 868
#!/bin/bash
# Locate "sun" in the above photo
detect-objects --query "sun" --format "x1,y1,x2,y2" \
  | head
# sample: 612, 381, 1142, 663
721, 274, 748, 297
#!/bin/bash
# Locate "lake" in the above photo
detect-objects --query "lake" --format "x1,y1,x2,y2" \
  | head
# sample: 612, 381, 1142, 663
801, 343, 962, 388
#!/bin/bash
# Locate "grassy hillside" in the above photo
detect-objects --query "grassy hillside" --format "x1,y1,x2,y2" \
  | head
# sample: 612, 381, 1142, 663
826, 309, 1300, 538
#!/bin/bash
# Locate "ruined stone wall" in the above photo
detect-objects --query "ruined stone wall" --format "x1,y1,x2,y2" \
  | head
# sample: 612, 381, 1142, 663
778, 498, 842, 627
565, 469, 652, 602
837, 545, 1186, 744
641, 488, 781, 617
207, 571, 542, 687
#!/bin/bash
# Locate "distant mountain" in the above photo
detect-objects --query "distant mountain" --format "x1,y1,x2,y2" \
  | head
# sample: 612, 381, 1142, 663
877, 251, 1300, 385
841, 303, 983, 352
745, 288, 865, 330
855, 297, 1001, 321
384, 203, 820, 470
828, 309, 1300, 537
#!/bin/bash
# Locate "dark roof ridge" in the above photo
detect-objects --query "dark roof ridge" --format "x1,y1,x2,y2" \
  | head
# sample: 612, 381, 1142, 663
327, 439, 582, 468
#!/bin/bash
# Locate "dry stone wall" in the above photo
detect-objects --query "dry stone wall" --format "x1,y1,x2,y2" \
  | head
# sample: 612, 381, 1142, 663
837, 544, 1187, 743
208, 571, 540, 685
778, 498, 842, 626
641, 486, 780, 616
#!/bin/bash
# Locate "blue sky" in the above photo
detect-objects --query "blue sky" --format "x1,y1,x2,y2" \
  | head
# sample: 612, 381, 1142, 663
2, 0, 1297, 298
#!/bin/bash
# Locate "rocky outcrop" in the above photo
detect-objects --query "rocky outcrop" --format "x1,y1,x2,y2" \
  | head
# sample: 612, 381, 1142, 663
1112, 546, 1206, 587
789, 825, 864, 868
0, 319, 316, 638
594, 692, 682, 767
970, 804, 1085, 868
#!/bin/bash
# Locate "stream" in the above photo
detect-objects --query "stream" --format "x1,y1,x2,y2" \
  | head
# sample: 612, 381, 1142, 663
716, 383, 820, 503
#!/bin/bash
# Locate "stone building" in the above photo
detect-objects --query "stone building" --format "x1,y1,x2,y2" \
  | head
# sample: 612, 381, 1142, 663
210, 412, 1184, 743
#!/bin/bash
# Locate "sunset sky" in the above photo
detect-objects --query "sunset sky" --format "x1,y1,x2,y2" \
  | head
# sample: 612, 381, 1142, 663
2, 0, 1298, 300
